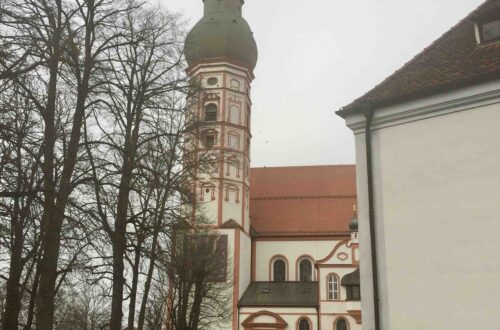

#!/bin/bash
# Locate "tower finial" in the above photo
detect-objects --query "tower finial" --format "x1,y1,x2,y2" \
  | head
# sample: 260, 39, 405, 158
350, 204, 358, 232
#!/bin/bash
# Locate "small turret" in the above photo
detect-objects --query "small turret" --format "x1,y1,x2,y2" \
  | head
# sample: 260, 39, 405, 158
350, 204, 359, 241
185, 0, 258, 70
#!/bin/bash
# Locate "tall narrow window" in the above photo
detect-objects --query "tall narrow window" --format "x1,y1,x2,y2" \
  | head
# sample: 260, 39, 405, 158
205, 103, 217, 121
299, 259, 312, 282
346, 285, 361, 301
273, 259, 286, 282
204, 133, 216, 148
327, 274, 340, 300
335, 318, 348, 330
298, 318, 310, 330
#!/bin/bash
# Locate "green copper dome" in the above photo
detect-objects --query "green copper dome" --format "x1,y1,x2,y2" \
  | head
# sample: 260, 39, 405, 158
349, 215, 358, 231
185, 0, 258, 70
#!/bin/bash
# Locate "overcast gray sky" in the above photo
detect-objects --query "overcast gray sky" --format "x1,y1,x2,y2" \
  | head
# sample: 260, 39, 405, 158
161, 0, 484, 167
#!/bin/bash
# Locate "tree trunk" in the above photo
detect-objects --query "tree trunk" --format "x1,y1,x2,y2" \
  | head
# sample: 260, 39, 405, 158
110, 157, 135, 330
2, 200, 24, 330
34, 25, 61, 328
127, 239, 143, 330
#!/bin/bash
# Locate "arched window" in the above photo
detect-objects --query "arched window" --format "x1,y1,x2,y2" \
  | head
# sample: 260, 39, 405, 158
327, 274, 340, 300
205, 103, 217, 121
335, 318, 348, 330
272, 259, 286, 282
298, 318, 310, 330
299, 259, 312, 282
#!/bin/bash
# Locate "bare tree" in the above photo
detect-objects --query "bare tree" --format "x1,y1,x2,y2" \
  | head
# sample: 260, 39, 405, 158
1, 1, 231, 329
165, 225, 231, 330
0, 80, 44, 330
82, 5, 195, 329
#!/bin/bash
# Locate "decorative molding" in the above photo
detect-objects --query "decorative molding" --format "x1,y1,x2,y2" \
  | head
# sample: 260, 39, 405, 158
348, 82, 500, 134
317, 240, 349, 264
347, 310, 362, 324
241, 310, 288, 329
337, 252, 349, 261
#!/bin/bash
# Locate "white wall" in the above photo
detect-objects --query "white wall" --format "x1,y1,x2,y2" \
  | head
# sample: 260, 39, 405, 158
239, 307, 318, 330
348, 81, 500, 329
239, 232, 252, 298
254, 240, 341, 281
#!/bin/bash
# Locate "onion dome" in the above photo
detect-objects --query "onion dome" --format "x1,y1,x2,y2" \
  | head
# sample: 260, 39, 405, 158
349, 215, 358, 231
185, 0, 258, 70
349, 204, 358, 231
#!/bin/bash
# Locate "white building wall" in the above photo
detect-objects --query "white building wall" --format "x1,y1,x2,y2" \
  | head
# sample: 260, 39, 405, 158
239, 232, 252, 299
216, 228, 236, 330
320, 314, 361, 330
347, 81, 500, 330
254, 240, 342, 281
239, 307, 318, 330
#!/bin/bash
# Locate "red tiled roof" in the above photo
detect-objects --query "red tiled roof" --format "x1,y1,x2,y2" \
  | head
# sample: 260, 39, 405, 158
338, 0, 500, 117
249, 165, 356, 236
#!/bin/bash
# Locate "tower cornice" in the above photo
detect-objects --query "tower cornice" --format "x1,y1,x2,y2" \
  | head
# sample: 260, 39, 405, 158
186, 58, 255, 81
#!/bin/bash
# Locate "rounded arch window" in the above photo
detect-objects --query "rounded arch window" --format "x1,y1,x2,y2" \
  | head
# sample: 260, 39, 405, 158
335, 318, 348, 330
298, 258, 313, 282
327, 273, 340, 300
272, 258, 286, 282
298, 318, 310, 330
205, 103, 217, 122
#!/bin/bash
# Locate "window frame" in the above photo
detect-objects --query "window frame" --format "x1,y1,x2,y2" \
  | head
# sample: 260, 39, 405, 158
345, 284, 361, 301
270, 256, 288, 282
297, 257, 314, 282
334, 317, 349, 330
297, 317, 311, 330
327, 273, 340, 300
204, 103, 218, 122
478, 16, 500, 43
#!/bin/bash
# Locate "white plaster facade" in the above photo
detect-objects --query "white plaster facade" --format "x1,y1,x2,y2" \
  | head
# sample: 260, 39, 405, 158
343, 80, 500, 329
190, 59, 363, 330
189, 60, 255, 330
238, 237, 362, 330
185, 2, 362, 329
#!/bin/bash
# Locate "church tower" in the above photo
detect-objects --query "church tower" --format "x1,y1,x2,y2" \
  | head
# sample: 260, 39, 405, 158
185, 0, 257, 328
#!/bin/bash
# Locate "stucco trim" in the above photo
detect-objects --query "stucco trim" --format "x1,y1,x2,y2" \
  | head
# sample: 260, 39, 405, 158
346, 79, 500, 134
241, 310, 288, 329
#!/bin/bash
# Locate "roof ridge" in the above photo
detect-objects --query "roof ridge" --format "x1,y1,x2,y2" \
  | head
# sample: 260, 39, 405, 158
251, 195, 356, 201
250, 164, 355, 170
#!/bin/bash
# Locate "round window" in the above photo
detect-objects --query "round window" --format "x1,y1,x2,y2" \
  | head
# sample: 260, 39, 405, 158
207, 77, 218, 86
